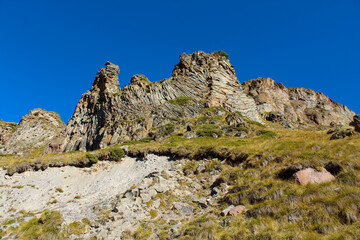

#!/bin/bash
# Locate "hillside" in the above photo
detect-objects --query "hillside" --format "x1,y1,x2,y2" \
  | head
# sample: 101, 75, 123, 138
0, 51, 359, 239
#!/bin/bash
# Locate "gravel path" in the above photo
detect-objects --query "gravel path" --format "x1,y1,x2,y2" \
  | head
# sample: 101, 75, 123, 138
0, 154, 171, 222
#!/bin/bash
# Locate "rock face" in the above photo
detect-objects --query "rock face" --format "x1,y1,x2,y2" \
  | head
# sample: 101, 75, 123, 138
47, 52, 262, 152
2, 109, 65, 154
353, 115, 360, 133
0, 121, 17, 145
293, 167, 335, 185
242, 77, 354, 127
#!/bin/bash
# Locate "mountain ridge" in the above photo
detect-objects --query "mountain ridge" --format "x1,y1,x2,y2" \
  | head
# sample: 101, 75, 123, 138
0, 51, 356, 155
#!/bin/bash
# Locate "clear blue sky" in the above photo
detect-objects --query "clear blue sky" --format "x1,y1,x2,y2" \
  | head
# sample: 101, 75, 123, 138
1, 0, 359, 123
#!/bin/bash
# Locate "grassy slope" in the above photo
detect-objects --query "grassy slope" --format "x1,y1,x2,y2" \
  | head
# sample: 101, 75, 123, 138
125, 125, 360, 239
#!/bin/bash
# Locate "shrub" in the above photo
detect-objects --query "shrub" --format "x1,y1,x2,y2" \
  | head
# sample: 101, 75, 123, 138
197, 124, 222, 137
164, 123, 175, 135
86, 153, 98, 164
150, 209, 158, 219
213, 50, 229, 59
108, 147, 125, 162
168, 96, 193, 106
183, 161, 198, 176
66, 221, 88, 235
246, 119, 265, 127
257, 130, 277, 139
16, 210, 64, 239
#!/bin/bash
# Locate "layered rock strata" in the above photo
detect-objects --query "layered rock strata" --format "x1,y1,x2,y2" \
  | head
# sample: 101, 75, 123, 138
0, 121, 17, 145
242, 77, 354, 127
2, 109, 65, 154
48, 52, 261, 152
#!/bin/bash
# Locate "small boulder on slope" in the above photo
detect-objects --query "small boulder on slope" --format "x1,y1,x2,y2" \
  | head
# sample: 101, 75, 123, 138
293, 167, 335, 185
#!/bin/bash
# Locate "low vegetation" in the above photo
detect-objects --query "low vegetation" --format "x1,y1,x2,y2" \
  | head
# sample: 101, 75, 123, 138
1, 108, 359, 239
212, 50, 229, 59
168, 96, 193, 106
0, 210, 90, 239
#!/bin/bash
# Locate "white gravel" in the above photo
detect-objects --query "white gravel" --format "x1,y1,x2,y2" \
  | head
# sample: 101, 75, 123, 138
0, 154, 171, 222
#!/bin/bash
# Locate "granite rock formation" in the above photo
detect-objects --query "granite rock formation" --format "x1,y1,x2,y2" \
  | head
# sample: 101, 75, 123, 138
1, 109, 65, 154
47, 52, 262, 152
242, 77, 354, 127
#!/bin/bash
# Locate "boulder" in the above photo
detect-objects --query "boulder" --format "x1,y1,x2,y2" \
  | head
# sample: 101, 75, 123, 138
195, 162, 206, 173
221, 205, 234, 216
353, 114, 360, 133
264, 112, 285, 123
330, 129, 354, 140
228, 205, 247, 216
293, 167, 335, 185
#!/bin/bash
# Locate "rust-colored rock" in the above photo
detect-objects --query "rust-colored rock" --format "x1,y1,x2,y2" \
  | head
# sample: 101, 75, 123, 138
293, 167, 335, 185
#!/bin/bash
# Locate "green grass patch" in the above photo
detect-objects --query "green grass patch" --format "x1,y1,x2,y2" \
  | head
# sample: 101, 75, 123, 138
86, 153, 98, 163
168, 96, 193, 106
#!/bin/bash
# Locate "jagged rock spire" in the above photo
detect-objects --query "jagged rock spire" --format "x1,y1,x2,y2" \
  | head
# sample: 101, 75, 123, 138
90, 61, 120, 94
45, 52, 262, 152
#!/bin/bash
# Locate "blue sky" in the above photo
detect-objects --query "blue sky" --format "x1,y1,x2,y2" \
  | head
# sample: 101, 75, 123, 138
1, 0, 359, 123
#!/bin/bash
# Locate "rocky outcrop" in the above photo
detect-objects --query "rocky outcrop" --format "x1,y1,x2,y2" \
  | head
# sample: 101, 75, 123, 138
353, 115, 360, 133
47, 52, 261, 152
242, 77, 354, 127
2, 109, 65, 154
0, 121, 17, 145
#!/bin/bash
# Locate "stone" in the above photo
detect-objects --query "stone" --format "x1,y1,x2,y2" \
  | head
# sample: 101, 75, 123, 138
172, 202, 193, 215
353, 114, 360, 133
184, 132, 197, 139
148, 188, 157, 198
2, 109, 65, 154
46, 52, 263, 153
264, 112, 285, 123
172, 202, 183, 211
190, 182, 202, 190
196, 162, 206, 173
228, 205, 247, 216
242, 77, 354, 127
140, 193, 151, 203
154, 184, 165, 193
180, 204, 194, 215
226, 112, 244, 126
138, 178, 152, 190
221, 205, 234, 216
280, 121, 293, 129
293, 167, 335, 185
193, 197, 207, 208
330, 129, 354, 140
153, 199, 161, 209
